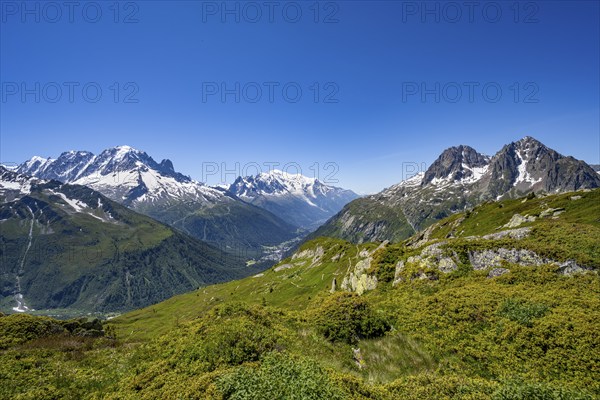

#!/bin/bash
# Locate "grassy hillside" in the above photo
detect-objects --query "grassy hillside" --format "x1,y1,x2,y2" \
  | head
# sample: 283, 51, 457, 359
1, 189, 598, 399
310, 197, 417, 243
0, 182, 254, 314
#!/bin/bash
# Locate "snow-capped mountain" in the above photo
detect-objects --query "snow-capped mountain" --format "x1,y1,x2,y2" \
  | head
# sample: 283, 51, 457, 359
0, 166, 43, 203
312, 136, 600, 243
0, 165, 253, 313
228, 169, 359, 229
17, 147, 299, 254
17, 146, 221, 207
1, 165, 122, 228
421, 145, 490, 185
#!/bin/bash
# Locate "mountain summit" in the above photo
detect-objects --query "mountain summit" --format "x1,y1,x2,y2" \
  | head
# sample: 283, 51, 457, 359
229, 170, 359, 229
312, 136, 600, 243
18, 146, 205, 207
422, 145, 490, 185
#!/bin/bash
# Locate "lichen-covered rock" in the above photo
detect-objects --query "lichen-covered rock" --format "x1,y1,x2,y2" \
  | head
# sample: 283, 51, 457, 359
341, 273, 378, 295
559, 260, 586, 276
438, 257, 458, 273
487, 268, 510, 278
469, 248, 549, 270
392, 260, 405, 286
358, 249, 371, 258
407, 242, 457, 272
420, 242, 445, 258
341, 255, 378, 295
292, 249, 313, 260
478, 227, 531, 241
540, 207, 565, 218
353, 348, 365, 369
503, 213, 536, 228
292, 246, 324, 267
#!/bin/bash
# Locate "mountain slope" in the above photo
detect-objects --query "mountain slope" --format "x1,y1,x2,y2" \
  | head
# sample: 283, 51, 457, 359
229, 169, 359, 229
1, 190, 598, 399
17, 146, 299, 255
113, 187, 600, 339
0, 167, 255, 313
42, 188, 594, 399
313, 137, 600, 243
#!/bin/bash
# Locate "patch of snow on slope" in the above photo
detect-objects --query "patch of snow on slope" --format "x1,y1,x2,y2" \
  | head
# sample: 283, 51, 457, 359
0, 177, 33, 196
399, 172, 424, 187
515, 150, 542, 185
460, 164, 489, 184
50, 191, 87, 212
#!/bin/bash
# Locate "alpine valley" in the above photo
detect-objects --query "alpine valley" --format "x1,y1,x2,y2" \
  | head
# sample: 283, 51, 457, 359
1, 137, 599, 399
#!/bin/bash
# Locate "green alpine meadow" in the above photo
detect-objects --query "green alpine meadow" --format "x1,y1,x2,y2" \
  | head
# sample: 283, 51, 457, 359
1, 189, 598, 399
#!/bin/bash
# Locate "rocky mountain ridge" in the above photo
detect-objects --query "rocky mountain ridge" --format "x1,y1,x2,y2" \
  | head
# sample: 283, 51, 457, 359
312, 137, 600, 243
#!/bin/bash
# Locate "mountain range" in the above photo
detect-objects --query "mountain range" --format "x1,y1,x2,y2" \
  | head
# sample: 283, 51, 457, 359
4, 136, 598, 313
0, 166, 254, 313
16, 146, 357, 257
229, 169, 358, 229
312, 136, 600, 243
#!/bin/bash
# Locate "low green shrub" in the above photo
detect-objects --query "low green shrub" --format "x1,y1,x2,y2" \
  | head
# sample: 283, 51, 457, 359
311, 292, 390, 344
492, 381, 594, 400
217, 352, 345, 400
497, 299, 549, 327
0, 314, 65, 349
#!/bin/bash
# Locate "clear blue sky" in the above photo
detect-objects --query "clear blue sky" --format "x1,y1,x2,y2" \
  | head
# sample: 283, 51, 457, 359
1, 0, 598, 194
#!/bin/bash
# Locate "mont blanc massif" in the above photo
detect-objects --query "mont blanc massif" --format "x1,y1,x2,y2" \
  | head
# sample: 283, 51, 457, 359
1, 136, 599, 399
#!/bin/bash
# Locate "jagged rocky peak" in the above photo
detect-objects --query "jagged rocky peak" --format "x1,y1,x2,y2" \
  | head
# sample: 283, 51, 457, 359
17, 155, 54, 177
94, 145, 150, 172
94, 146, 191, 182
230, 169, 318, 197
486, 136, 599, 194
422, 144, 489, 185
46, 151, 95, 182
159, 159, 175, 173
18, 145, 192, 185
1, 164, 35, 185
